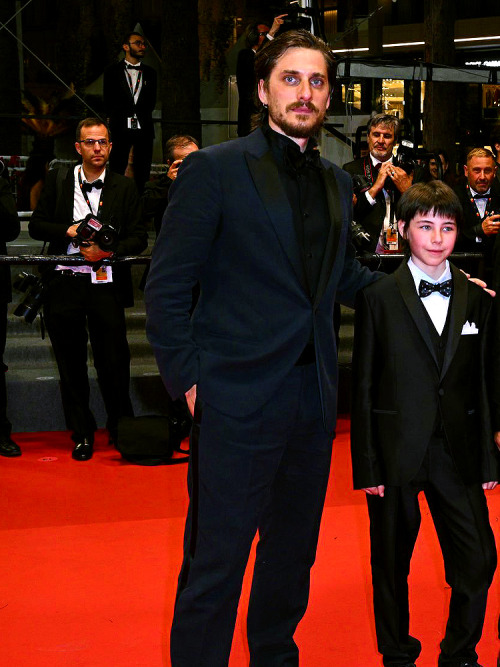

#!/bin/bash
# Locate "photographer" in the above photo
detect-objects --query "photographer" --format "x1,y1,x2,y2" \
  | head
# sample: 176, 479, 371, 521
0, 161, 21, 456
343, 113, 413, 253
29, 118, 148, 461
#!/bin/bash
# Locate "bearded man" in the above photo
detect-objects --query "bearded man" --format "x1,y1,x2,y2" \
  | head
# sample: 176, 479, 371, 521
145, 29, 377, 666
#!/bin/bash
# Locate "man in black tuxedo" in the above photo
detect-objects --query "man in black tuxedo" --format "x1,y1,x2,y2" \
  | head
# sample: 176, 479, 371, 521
0, 161, 21, 456
454, 148, 500, 283
29, 118, 148, 460
351, 181, 498, 667
146, 29, 378, 666
103, 32, 157, 193
343, 113, 413, 252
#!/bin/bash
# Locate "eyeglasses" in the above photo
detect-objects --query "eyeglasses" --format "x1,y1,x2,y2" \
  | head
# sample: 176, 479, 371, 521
79, 139, 109, 147
129, 40, 147, 47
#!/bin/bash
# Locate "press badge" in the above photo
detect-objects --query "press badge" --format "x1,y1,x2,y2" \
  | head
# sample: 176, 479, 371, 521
91, 265, 113, 283
127, 116, 140, 129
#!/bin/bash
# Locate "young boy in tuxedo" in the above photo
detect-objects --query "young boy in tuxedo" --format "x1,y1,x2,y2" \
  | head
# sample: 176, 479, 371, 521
351, 180, 499, 667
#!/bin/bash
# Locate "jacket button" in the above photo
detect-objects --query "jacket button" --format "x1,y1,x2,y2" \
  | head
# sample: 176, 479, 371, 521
438, 388, 444, 396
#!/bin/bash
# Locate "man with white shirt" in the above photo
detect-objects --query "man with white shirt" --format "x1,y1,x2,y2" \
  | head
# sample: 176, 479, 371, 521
29, 118, 148, 460
455, 148, 500, 249
343, 113, 413, 252
103, 32, 157, 193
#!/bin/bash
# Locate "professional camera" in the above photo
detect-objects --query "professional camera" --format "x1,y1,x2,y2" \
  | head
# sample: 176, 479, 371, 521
271, 1, 314, 32
13, 272, 45, 324
350, 174, 372, 252
393, 139, 416, 175
73, 214, 118, 252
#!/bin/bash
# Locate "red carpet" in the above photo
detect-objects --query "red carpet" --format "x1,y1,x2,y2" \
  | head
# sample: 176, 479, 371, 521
0, 419, 499, 666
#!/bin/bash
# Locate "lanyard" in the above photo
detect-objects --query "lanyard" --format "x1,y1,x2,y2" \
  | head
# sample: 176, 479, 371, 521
467, 185, 492, 220
78, 167, 104, 218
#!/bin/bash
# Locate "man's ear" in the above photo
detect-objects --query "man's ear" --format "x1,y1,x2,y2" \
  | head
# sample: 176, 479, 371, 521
257, 79, 268, 106
75, 142, 82, 157
123, 42, 130, 54
464, 164, 469, 179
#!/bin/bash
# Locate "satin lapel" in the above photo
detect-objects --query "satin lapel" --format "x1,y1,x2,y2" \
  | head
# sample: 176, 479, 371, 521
441, 264, 468, 381
394, 262, 439, 369
313, 165, 343, 309
245, 149, 306, 288
99, 172, 118, 224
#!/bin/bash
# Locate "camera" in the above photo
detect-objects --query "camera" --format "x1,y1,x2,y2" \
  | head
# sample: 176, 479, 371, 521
271, 1, 313, 32
393, 139, 416, 175
350, 174, 372, 252
73, 214, 118, 252
13, 272, 45, 323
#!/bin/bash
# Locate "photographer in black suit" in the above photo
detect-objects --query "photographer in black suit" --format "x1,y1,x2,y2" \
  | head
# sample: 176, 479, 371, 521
103, 32, 157, 194
0, 161, 21, 456
343, 114, 413, 252
29, 118, 148, 461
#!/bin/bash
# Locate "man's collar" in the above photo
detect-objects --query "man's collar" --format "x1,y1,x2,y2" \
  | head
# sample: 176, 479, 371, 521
469, 185, 490, 198
261, 122, 318, 154
370, 154, 391, 167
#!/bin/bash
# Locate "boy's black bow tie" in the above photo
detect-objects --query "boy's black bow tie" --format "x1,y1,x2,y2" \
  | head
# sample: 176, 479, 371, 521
82, 179, 103, 192
418, 278, 452, 298
125, 63, 142, 70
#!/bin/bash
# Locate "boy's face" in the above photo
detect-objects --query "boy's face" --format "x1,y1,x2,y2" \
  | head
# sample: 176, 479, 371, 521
398, 212, 457, 280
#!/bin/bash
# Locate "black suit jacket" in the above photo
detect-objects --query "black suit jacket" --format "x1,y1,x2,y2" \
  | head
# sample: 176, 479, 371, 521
145, 128, 378, 431
103, 60, 157, 138
351, 261, 499, 488
343, 156, 400, 252
28, 168, 148, 307
453, 181, 500, 254
0, 175, 20, 303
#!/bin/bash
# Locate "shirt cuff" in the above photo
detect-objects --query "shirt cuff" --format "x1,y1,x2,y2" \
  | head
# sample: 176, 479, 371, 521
365, 191, 376, 206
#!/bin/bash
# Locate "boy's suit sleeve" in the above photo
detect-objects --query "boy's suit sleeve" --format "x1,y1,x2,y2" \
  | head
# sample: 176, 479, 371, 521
350, 287, 384, 489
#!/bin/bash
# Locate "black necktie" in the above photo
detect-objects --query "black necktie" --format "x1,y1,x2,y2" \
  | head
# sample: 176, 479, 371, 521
418, 278, 453, 298
125, 63, 141, 71
473, 193, 489, 199
82, 179, 103, 193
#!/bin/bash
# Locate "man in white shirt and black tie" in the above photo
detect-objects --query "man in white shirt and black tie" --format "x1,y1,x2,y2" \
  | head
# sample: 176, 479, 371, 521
103, 32, 157, 194
29, 118, 147, 460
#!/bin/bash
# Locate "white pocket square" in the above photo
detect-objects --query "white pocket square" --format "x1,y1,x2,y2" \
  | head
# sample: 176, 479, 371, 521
461, 320, 479, 335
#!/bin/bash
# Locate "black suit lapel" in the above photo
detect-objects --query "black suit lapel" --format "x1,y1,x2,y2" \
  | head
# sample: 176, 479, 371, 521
99, 171, 119, 227
441, 264, 468, 380
394, 262, 439, 368
245, 148, 306, 288
313, 165, 342, 308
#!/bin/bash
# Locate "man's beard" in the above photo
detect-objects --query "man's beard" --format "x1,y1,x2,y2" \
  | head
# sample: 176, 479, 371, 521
268, 101, 327, 139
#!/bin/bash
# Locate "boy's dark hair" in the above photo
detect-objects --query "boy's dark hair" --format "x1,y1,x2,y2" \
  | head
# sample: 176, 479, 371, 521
397, 181, 463, 253
76, 117, 110, 142
253, 29, 336, 129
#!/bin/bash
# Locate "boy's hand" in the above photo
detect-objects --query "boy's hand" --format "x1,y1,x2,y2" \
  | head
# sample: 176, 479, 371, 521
482, 481, 498, 490
363, 485, 385, 497
494, 431, 500, 449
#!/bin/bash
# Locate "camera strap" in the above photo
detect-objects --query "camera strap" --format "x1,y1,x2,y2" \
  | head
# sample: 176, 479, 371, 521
78, 167, 104, 218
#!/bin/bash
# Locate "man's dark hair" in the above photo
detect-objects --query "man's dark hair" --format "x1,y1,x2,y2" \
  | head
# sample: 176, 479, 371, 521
76, 117, 110, 142
245, 21, 268, 49
122, 32, 145, 46
367, 113, 400, 139
165, 135, 200, 164
397, 181, 463, 253
253, 29, 336, 128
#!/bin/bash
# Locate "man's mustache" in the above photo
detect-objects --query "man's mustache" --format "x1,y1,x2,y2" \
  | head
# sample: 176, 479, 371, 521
286, 102, 319, 113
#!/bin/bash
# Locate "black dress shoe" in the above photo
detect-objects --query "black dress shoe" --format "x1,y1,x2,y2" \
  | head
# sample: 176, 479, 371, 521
72, 438, 93, 461
0, 435, 21, 457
